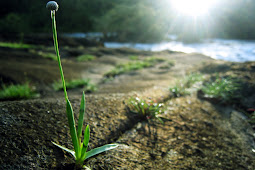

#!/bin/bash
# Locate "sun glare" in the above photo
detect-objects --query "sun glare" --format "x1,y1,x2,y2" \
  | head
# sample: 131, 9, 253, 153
171, 0, 216, 17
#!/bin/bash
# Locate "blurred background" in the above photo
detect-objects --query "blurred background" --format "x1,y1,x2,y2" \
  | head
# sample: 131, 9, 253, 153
0, 0, 255, 61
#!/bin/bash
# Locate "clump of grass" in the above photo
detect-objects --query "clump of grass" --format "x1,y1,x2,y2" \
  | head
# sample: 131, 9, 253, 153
47, 2, 117, 168
77, 54, 96, 62
145, 56, 166, 63
169, 82, 188, 97
168, 60, 175, 67
169, 73, 204, 97
201, 76, 241, 103
53, 79, 96, 92
128, 97, 165, 123
38, 51, 57, 61
105, 56, 167, 78
185, 73, 204, 88
105, 61, 153, 78
129, 55, 139, 60
0, 83, 37, 100
0, 42, 34, 49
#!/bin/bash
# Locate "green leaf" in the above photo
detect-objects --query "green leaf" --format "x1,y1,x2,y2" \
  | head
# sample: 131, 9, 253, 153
84, 144, 118, 160
81, 125, 90, 160
52, 141, 76, 159
66, 99, 80, 158
77, 92, 86, 140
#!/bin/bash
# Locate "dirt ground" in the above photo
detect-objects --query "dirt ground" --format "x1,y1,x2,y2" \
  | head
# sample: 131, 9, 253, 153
0, 37, 254, 169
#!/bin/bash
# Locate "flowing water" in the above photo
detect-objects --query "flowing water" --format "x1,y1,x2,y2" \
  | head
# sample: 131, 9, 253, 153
63, 33, 255, 62
105, 39, 255, 62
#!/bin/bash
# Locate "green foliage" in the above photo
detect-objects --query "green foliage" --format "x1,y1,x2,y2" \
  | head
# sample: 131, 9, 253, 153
201, 76, 241, 103
77, 54, 96, 62
0, 83, 37, 100
0, 42, 34, 49
53, 79, 96, 92
49, 5, 117, 168
2, 0, 255, 40
96, 2, 166, 42
105, 61, 152, 78
0, 13, 30, 33
105, 56, 164, 78
169, 73, 204, 97
144, 56, 166, 63
38, 51, 57, 61
128, 97, 165, 123
169, 83, 188, 97
184, 73, 204, 88
129, 55, 139, 60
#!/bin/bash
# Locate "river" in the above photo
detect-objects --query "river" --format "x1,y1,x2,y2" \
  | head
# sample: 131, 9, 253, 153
63, 33, 255, 62
105, 39, 255, 62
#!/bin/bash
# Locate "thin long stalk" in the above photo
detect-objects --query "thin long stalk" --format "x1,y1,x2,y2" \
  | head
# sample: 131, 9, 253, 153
51, 11, 68, 100
51, 10, 80, 156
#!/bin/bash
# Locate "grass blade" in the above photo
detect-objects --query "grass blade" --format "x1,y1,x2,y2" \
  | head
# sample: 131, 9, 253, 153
66, 99, 80, 158
77, 92, 86, 140
52, 142, 76, 159
84, 144, 118, 160
81, 125, 90, 160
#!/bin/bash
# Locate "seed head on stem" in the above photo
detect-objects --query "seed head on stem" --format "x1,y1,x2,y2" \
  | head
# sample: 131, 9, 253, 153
46, 1, 59, 11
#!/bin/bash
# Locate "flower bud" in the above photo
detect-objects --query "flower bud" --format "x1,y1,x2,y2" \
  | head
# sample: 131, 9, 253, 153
46, 1, 59, 11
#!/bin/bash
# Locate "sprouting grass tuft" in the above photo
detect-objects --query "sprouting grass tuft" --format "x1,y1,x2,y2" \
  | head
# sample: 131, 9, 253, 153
104, 56, 167, 78
0, 42, 34, 49
169, 82, 188, 97
145, 56, 166, 63
53, 79, 96, 92
201, 76, 241, 103
38, 51, 57, 61
0, 83, 37, 100
169, 73, 204, 97
129, 55, 139, 60
128, 97, 165, 123
77, 54, 96, 62
104, 61, 153, 78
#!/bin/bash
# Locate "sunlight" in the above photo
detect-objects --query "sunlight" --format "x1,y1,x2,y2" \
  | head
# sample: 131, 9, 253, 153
171, 0, 217, 17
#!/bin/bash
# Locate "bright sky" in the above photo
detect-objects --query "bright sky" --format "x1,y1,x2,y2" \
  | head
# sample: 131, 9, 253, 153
171, 0, 218, 17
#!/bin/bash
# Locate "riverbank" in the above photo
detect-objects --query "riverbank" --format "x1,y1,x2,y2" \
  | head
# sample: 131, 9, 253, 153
0, 37, 254, 169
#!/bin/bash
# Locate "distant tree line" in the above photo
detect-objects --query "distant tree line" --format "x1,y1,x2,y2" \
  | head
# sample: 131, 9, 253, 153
0, 0, 255, 42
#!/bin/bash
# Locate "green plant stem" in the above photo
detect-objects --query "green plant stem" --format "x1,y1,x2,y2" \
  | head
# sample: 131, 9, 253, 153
51, 11, 68, 100
51, 10, 80, 157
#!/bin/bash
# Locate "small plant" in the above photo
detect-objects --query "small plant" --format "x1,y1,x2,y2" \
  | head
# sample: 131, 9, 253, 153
128, 97, 165, 123
169, 73, 204, 97
0, 83, 37, 100
77, 54, 96, 62
169, 82, 188, 97
201, 76, 241, 103
53, 79, 96, 92
38, 51, 57, 61
145, 56, 165, 63
0, 42, 34, 49
129, 55, 139, 60
184, 73, 204, 88
104, 56, 166, 78
47, 1, 117, 168
105, 61, 152, 78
